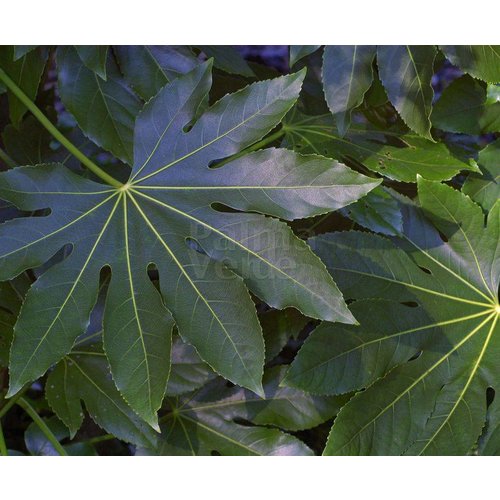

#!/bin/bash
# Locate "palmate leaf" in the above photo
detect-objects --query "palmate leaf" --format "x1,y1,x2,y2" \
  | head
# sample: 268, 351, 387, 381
285, 179, 499, 455
0, 62, 379, 429
283, 110, 478, 182
140, 366, 343, 456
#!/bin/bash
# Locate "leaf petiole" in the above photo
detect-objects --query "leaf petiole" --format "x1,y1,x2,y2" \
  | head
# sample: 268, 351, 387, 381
0, 146, 16, 169
17, 397, 68, 456
0, 67, 123, 189
0, 419, 7, 456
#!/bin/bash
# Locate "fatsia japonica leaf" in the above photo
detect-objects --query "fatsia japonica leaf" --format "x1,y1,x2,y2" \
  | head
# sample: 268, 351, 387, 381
165, 334, 216, 396
285, 179, 499, 455
13, 46, 38, 61
196, 46, 255, 77
46, 345, 158, 447
440, 45, 500, 83
340, 185, 403, 236
114, 45, 200, 101
75, 45, 109, 80
322, 45, 376, 136
0, 281, 22, 367
478, 396, 500, 455
260, 308, 308, 362
57, 46, 142, 164
463, 139, 500, 211
289, 45, 321, 67
431, 75, 500, 134
140, 366, 342, 456
0, 62, 379, 429
283, 109, 478, 182
24, 415, 97, 456
0, 46, 48, 126
377, 45, 437, 141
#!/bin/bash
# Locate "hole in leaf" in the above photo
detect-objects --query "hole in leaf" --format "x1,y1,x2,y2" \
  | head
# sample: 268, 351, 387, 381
210, 450, 221, 456
185, 237, 207, 255
400, 301, 419, 308
408, 350, 423, 361
487, 387, 495, 407
437, 230, 448, 243
210, 202, 245, 214
147, 263, 161, 292
418, 266, 433, 275
232, 417, 255, 427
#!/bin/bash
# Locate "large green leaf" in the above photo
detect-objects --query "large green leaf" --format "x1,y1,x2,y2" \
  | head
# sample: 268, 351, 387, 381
432, 75, 500, 134
57, 46, 142, 164
322, 45, 376, 136
140, 366, 342, 455
114, 45, 200, 101
377, 46, 437, 140
463, 139, 499, 211
46, 345, 158, 446
0, 46, 48, 126
75, 46, 109, 80
283, 109, 478, 182
285, 180, 499, 455
440, 45, 500, 83
0, 63, 379, 428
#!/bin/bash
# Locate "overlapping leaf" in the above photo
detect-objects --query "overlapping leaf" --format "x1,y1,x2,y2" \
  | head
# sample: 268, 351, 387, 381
283, 109, 478, 182
285, 179, 499, 455
0, 46, 48, 126
440, 45, 500, 83
322, 45, 376, 136
432, 75, 500, 134
140, 366, 343, 456
463, 139, 499, 211
57, 46, 142, 164
46, 344, 159, 447
0, 62, 379, 430
114, 45, 200, 100
377, 45, 436, 140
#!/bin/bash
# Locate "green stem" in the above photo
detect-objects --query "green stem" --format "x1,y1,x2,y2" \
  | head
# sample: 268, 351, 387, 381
0, 385, 29, 419
86, 434, 115, 445
216, 128, 286, 168
0, 146, 16, 169
17, 397, 68, 456
0, 420, 7, 456
0, 67, 123, 189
